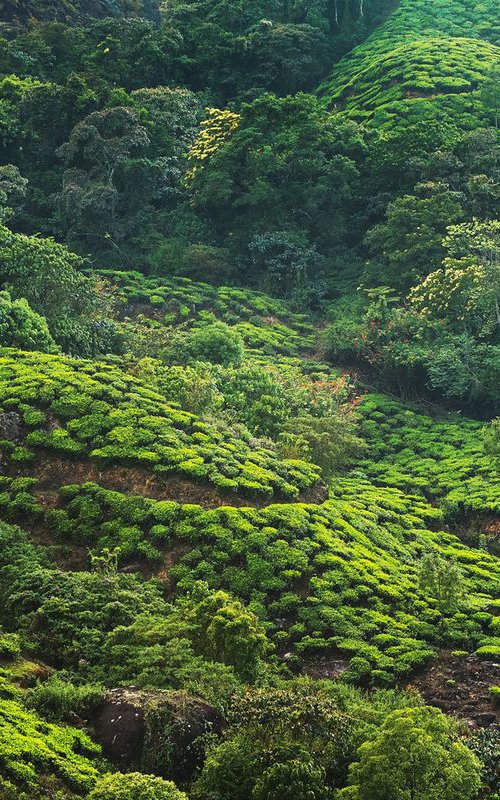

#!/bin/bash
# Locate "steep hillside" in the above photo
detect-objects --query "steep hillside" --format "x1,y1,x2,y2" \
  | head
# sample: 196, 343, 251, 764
0, 349, 320, 501
320, 0, 500, 127
0, 0, 500, 798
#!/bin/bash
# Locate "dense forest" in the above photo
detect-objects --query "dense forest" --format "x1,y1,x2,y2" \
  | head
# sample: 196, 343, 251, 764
0, 0, 499, 798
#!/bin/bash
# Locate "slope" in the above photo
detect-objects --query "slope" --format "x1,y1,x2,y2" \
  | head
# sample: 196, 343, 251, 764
319, 0, 500, 128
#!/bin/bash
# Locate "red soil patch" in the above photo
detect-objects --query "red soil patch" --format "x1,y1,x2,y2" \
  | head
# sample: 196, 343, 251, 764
20, 456, 271, 508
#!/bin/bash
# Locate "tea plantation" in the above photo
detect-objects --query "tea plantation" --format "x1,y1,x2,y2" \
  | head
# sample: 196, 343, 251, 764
1, 0, 500, 797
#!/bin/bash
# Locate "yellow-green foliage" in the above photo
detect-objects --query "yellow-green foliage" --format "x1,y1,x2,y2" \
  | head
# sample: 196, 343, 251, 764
0, 349, 320, 499
320, 0, 500, 127
99, 270, 317, 357
7, 475, 500, 684
357, 394, 500, 515
0, 677, 101, 795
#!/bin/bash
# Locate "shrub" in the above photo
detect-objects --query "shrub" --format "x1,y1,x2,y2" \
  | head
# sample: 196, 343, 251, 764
0, 632, 21, 659
476, 646, 500, 660
163, 322, 244, 367
253, 760, 328, 800
88, 773, 188, 800
27, 678, 105, 722
0, 291, 58, 354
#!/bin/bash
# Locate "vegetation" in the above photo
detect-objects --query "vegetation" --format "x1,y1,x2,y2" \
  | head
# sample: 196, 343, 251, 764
0, 0, 499, 799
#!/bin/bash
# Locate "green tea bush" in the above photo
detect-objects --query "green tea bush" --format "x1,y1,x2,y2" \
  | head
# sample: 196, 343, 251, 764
101, 270, 316, 358
88, 772, 188, 800
0, 349, 320, 499
320, 0, 499, 130
0, 678, 101, 794
355, 394, 500, 516
13, 475, 500, 683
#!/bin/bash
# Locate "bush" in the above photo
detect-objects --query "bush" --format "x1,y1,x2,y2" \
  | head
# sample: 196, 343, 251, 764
346, 706, 481, 800
0, 632, 21, 659
253, 760, 328, 800
27, 678, 105, 722
88, 772, 188, 800
0, 291, 58, 353
163, 322, 244, 367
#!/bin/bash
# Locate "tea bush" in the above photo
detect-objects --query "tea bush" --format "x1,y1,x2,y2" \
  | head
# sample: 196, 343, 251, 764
6, 475, 500, 683
0, 349, 320, 499
355, 394, 500, 516
0, 676, 102, 795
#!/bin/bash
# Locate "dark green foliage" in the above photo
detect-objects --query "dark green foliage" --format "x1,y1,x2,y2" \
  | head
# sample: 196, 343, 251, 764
0, 2, 500, 798
193, 683, 353, 800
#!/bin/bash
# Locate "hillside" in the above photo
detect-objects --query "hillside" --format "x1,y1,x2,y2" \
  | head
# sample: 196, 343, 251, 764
0, 0, 500, 799
319, 0, 500, 128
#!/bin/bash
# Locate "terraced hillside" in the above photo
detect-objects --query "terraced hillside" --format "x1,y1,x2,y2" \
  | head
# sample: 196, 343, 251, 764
320, 0, 500, 127
1, 0, 500, 797
0, 350, 320, 502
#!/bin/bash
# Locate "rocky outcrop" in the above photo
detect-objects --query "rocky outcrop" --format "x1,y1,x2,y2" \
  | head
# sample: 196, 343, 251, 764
93, 688, 226, 782
0, 412, 22, 443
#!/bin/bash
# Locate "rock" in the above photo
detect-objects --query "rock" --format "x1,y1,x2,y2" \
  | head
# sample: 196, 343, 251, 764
475, 712, 497, 727
93, 688, 149, 766
93, 688, 226, 781
0, 412, 22, 442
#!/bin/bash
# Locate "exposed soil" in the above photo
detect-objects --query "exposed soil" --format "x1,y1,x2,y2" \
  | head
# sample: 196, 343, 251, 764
8, 455, 324, 510
301, 652, 350, 681
406, 651, 500, 728
155, 543, 191, 590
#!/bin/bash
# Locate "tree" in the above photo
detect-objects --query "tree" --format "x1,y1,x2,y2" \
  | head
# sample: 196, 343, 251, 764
0, 164, 27, 217
57, 106, 150, 247
409, 220, 500, 335
186, 584, 270, 682
365, 182, 465, 290
0, 225, 115, 355
193, 683, 353, 800
248, 231, 325, 297
345, 706, 481, 800
279, 413, 366, 477
186, 94, 366, 263
88, 772, 188, 800
418, 552, 464, 618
